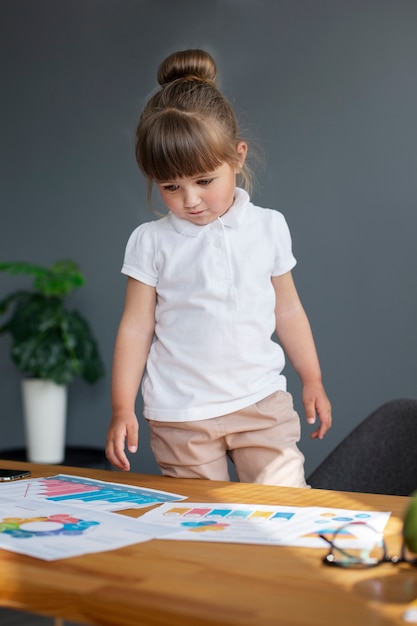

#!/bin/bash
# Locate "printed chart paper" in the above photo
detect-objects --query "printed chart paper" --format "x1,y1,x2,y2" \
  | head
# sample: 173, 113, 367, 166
0, 497, 178, 561
0, 474, 186, 511
137, 502, 391, 548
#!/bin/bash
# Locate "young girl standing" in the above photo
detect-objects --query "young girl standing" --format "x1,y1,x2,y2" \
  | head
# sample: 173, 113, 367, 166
106, 49, 332, 486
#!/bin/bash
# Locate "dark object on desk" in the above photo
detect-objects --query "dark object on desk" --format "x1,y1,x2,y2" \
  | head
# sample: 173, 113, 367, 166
307, 398, 417, 496
0, 446, 111, 470
0, 468, 31, 481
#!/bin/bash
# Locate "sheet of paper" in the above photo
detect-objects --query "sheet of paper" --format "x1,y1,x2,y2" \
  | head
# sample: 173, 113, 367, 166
137, 502, 391, 548
0, 497, 179, 561
0, 474, 186, 511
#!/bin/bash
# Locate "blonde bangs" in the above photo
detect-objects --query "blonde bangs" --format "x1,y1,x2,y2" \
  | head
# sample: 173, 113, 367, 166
137, 111, 237, 182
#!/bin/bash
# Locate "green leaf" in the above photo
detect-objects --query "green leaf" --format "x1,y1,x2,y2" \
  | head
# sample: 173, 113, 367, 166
0, 262, 105, 385
0, 260, 85, 297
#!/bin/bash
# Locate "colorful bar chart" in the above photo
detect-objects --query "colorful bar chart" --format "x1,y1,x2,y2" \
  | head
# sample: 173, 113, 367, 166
1, 474, 186, 511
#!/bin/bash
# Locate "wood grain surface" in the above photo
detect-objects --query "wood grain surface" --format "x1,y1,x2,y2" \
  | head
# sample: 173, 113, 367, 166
0, 459, 414, 626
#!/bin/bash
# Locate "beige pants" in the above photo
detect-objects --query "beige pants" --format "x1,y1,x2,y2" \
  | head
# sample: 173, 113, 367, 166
147, 391, 307, 487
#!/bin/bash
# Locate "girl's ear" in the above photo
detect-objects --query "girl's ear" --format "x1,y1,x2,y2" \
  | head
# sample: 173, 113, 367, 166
235, 141, 248, 171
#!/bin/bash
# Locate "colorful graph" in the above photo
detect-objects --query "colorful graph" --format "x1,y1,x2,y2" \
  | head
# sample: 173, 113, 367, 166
2, 474, 186, 511
163, 505, 295, 522
305, 512, 373, 540
0, 497, 167, 560
138, 502, 391, 548
0, 513, 99, 538
181, 521, 229, 532
155, 504, 299, 537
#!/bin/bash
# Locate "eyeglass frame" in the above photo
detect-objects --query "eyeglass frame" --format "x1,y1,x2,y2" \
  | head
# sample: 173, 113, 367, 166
319, 521, 417, 569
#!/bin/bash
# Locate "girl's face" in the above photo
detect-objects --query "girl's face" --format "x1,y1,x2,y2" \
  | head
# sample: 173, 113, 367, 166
156, 143, 247, 226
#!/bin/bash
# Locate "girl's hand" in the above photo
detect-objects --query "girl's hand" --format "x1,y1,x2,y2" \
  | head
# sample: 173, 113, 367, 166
302, 381, 332, 440
105, 411, 139, 471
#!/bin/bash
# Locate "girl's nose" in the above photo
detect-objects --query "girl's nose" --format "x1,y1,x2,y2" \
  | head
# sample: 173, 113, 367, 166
183, 189, 201, 208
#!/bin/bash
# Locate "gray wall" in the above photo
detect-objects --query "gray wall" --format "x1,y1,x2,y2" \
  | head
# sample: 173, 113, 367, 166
1, 0, 416, 477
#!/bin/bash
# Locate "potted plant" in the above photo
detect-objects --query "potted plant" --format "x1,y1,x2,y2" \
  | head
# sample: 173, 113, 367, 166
0, 259, 105, 463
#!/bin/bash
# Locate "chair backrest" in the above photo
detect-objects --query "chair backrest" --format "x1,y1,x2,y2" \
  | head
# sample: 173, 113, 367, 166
307, 398, 417, 496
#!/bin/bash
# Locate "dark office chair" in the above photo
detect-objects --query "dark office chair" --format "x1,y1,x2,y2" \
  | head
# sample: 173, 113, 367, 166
307, 398, 417, 496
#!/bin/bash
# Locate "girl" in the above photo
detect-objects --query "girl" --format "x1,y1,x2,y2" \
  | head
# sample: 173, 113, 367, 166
106, 49, 332, 486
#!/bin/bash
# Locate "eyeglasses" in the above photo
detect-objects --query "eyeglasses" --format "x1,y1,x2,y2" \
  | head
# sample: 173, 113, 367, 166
320, 521, 417, 569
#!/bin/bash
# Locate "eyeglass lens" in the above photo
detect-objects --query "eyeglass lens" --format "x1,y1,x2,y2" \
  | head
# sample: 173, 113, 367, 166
322, 522, 386, 568
321, 521, 417, 568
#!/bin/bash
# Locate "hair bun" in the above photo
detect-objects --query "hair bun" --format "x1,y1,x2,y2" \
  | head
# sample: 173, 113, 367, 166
157, 49, 217, 86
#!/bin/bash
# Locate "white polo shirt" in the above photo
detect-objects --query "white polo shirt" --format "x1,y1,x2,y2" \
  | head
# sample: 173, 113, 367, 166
122, 188, 296, 422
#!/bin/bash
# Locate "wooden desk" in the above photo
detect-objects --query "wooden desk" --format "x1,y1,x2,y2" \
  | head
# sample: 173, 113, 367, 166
0, 459, 415, 626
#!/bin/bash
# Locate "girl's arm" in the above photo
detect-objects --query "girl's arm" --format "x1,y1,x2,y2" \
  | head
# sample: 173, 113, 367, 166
106, 277, 156, 470
272, 272, 332, 440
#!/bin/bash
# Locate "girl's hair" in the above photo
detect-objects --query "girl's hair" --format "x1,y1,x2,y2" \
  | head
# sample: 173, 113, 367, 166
135, 49, 252, 200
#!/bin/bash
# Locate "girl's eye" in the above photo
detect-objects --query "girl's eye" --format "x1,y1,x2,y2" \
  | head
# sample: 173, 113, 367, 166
197, 178, 213, 186
162, 184, 179, 192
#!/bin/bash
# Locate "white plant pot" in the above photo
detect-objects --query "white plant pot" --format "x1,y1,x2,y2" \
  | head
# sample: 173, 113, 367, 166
21, 379, 67, 464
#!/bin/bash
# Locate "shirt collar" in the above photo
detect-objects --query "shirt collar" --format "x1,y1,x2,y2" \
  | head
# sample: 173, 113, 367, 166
168, 188, 249, 237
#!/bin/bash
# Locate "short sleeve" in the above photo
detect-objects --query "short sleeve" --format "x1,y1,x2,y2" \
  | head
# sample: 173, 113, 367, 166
121, 222, 159, 287
271, 211, 297, 276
